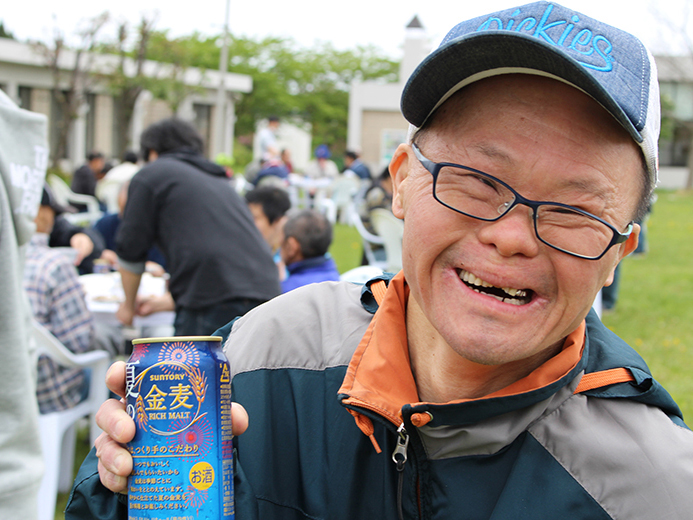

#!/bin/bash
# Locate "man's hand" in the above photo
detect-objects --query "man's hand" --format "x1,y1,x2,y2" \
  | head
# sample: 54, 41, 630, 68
95, 361, 249, 493
100, 249, 119, 269
135, 292, 175, 317
116, 302, 136, 327
69, 232, 94, 266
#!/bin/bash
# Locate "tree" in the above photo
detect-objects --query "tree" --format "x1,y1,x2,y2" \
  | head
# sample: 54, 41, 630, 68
0, 21, 15, 39
34, 12, 109, 169
97, 16, 155, 159
143, 33, 399, 162
97, 21, 206, 157
141, 30, 205, 113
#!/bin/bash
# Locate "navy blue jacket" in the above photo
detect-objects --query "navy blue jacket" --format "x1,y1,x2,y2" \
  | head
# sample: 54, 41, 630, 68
66, 275, 693, 520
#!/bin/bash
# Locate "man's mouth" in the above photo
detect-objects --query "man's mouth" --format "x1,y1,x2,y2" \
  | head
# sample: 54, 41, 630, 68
458, 269, 533, 306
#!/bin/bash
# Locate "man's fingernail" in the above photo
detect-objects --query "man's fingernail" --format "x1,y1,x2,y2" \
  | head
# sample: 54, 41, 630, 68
113, 420, 124, 439
113, 453, 124, 471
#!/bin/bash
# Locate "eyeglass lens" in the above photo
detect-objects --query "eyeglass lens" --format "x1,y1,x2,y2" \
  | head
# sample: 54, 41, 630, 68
433, 165, 616, 259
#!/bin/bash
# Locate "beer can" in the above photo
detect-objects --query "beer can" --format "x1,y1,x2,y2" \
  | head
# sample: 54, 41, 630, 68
125, 336, 234, 520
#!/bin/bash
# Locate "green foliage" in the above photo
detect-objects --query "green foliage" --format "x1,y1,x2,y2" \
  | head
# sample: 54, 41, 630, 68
142, 30, 206, 112
602, 189, 693, 422
0, 20, 15, 39
232, 141, 253, 172
142, 33, 399, 155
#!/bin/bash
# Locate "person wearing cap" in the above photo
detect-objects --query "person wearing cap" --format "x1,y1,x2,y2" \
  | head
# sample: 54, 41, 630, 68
24, 186, 98, 413
67, 3, 693, 519
304, 144, 340, 180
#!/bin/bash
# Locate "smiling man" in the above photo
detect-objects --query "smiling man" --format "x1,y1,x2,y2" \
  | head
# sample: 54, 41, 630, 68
69, 3, 693, 519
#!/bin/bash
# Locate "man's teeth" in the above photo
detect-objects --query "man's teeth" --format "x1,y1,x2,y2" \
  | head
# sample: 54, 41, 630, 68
459, 270, 528, 302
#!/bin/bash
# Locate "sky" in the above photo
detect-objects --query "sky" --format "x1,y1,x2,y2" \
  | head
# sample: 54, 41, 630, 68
1, 0, 690, 58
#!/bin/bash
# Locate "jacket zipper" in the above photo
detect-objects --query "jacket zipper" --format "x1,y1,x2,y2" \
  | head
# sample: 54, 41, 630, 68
392, 423, 410, 520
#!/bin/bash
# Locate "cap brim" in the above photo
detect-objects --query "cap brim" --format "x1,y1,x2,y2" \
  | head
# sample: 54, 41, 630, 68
401, 31, 642, 145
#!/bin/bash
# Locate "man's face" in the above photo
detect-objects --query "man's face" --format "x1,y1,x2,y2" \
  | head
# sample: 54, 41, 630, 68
90, 157, 105, 175
248, 203, 284, 251
391, 75, 641, 366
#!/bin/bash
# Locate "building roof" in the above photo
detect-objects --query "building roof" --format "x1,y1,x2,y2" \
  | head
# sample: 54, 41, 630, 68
407, 16, 424, 29
0, 38, 252, 93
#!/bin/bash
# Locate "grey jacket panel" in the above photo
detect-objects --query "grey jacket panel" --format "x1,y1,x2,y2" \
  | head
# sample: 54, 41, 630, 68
419, 382, 580, 459
225, 280, 371, 377
530, 392, 693, 519
0, 90, 46, 518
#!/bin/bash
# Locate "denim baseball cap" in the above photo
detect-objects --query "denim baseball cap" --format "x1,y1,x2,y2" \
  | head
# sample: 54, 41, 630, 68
401, 1, 660, 186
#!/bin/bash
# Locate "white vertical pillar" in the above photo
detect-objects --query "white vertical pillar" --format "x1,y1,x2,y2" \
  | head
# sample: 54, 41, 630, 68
131, 90, 152, 151
70, 102, 89, 166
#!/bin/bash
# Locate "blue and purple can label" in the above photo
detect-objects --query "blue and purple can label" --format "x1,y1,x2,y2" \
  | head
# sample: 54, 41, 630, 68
125, 336, 234, 520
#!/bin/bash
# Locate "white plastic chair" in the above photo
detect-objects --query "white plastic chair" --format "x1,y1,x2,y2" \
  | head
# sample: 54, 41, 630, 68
348, 204, 386, 270
370, 208, 404, 273
315, 197, 337, 224
32, 320, 110, 520
330, 175, 360, 224
47, 174, 103, 225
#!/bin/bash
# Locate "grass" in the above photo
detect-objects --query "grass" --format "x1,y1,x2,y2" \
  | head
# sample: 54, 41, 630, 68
55, 193, 693, 517
601, 189, 693, 422
329, 222, 364, 274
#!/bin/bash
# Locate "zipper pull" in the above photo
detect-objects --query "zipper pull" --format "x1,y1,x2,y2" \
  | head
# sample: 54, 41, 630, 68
391, 423, 409, 472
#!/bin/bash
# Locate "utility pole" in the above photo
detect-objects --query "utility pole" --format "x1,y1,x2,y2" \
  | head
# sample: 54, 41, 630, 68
214, 0, 231, 157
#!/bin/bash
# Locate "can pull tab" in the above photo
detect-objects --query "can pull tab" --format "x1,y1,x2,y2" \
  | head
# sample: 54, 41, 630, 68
391, 423, 409, 472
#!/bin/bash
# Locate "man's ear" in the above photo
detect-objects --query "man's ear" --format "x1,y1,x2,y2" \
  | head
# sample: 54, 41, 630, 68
285, 236, 302, 262
390, 144, 412, 219
620, 222, 641, 259
604, 223, 640, 286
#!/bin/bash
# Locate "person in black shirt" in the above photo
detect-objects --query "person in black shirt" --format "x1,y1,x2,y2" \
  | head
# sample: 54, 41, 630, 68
115, 118, 280, 335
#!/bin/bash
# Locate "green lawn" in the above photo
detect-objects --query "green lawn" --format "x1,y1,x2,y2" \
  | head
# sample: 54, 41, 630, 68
601, 189, 693, 422
329, 222, 364, 274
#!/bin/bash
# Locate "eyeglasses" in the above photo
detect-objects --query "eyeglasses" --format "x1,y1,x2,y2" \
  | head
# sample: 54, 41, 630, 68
411, 143, 633, 260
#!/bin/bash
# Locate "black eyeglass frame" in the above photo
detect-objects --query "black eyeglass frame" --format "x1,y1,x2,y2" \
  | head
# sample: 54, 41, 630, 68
411, 143, 633, 261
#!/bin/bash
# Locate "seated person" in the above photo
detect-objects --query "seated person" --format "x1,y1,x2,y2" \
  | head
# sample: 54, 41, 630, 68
280, 209, 340, 293
358, 167, 394, 264
71, 151, 106, 212
304, 144, 339, 180
92, 181, 166, 274
46, 185, 105, 274
137, 186, 293, 316
253, 158, 289, 188
96, 151, 140, 213
360, 166, 393, 235
244, 185, 292, 264
343, 150, 371, 180
24, 187, 98, 413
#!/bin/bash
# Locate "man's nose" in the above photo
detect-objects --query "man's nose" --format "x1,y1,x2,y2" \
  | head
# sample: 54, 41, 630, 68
476, 204, 541, 258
